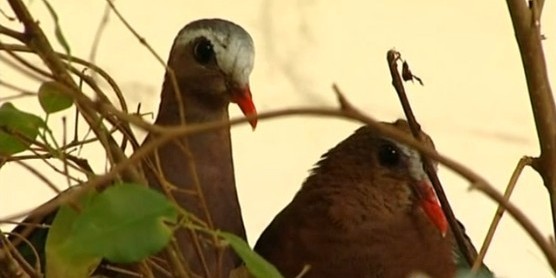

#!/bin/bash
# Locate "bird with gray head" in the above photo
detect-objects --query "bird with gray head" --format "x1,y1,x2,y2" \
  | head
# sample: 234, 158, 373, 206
255, 119, 493, 278
8, 18, 257, 278
141, 18, 257, 277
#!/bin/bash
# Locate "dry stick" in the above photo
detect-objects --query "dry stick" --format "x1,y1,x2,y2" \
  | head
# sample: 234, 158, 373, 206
506, 0, 556, 236
0, 246, 30, 278
2, 45, 53, 78
63, 56, 136, 152
0, 107, 523, 223
0, 79, 35, 99
473, 156, 534, 271
14, 160, 62, 194
3, 101, 556, 270
0, 43, 133, 130
0, 43, 151, 182
385, 50, 476, 266
65, 65, 139, 152
0, 24, 25, 41
68, 66, 136, 156
63, 49, 138, 150
5, 71, 142, 168
98, 264, 143, 278
1, 232, 39, 277
61, 117, 73, 188
88, 2, 111, 79
0, 235, 36, 278
3, 153, 92, 179
4, 67, 142, 185
0, 47, 47, 83
5, 0, 142, 184
101, 0, 181, 146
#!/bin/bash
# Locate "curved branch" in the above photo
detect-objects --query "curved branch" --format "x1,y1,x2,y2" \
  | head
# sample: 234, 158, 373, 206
6, 0, 142, 184
4, 97, 555, 271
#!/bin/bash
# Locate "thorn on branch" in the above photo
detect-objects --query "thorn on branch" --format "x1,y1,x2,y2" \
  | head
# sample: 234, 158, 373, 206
332, 83, 350, 112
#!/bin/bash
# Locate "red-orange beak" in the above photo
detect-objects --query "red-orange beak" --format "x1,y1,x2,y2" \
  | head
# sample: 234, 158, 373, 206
230, 85, 257, 129
415, 180, 448, 237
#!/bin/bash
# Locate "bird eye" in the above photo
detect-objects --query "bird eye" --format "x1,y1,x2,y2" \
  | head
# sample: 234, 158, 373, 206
193, 38, 215, 65
377, 143, 401, 168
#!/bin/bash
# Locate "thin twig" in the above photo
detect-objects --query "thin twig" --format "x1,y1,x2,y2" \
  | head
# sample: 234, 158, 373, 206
0, 241, 31, 278
385, 49, 476, 266
0, 79, 35, 101
6, 0, 142, 184
0, 47, 47, 83
473, 156, 534, 271
0, 24, 25, 41
3, 101, 555, 270
65, 64, 138, 151
14, 160, 62, 194
1, 232, 39, 277
1, 44, 52, 78
0, 43, 132, 127
88, 2, 111, 77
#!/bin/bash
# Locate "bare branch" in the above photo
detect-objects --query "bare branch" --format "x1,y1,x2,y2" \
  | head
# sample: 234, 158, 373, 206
506, 0, 556, 235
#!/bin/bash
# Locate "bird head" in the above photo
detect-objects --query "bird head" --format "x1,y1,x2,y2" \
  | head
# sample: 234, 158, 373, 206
372, 120, 448, 236
167, 19, 257, 128
311, 119, 448, 236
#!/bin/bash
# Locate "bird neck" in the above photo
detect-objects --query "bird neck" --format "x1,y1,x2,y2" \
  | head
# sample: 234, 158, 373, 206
152, 82, 244, 230
156, 81, 227, 125
142, 83, 246, 275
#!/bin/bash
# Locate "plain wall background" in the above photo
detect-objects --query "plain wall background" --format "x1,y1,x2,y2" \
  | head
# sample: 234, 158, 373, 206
1, 1, 555, 277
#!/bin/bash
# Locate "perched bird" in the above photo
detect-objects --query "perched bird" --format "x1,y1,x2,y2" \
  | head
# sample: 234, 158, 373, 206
141, 18, 257, 277
8, 18, 257, 278
255, 119, 491, 278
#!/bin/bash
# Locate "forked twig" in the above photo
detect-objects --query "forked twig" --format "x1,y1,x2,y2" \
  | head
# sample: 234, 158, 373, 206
506, 0, 556, 236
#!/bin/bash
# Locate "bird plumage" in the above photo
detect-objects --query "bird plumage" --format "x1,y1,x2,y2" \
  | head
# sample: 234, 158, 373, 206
255, 120, 490, 278
7, 18, 257, 278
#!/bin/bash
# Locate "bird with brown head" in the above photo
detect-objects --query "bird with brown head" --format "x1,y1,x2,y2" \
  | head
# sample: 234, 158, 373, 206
255, 119, 491, 278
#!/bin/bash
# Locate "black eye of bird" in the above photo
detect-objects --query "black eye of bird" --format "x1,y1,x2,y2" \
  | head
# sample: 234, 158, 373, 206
377, 142, 402, 168
193, 37, 215, 65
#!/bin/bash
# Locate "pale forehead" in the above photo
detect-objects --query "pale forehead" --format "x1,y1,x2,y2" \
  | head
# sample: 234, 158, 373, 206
174, 19, 255, 86
391, 140, 428, 181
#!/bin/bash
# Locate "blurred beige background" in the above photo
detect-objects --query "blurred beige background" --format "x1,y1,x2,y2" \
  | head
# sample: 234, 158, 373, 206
1, 1, 555, 277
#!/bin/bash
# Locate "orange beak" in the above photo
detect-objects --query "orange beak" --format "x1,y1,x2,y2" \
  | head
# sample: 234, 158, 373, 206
230, 85, 257, 129
415, 180, 448, 237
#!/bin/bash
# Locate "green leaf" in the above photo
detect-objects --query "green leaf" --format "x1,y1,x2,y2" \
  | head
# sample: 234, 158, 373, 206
46, 187, 101, 278
0, 102, 46, 155
38, 81, 73, 113
219, 232, 283, 278
56, 183, 177, 264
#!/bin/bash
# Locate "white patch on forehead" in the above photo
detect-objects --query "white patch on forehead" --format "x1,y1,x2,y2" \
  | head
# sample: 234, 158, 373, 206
392, 141, 428, 181
175, 27, 255, 87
